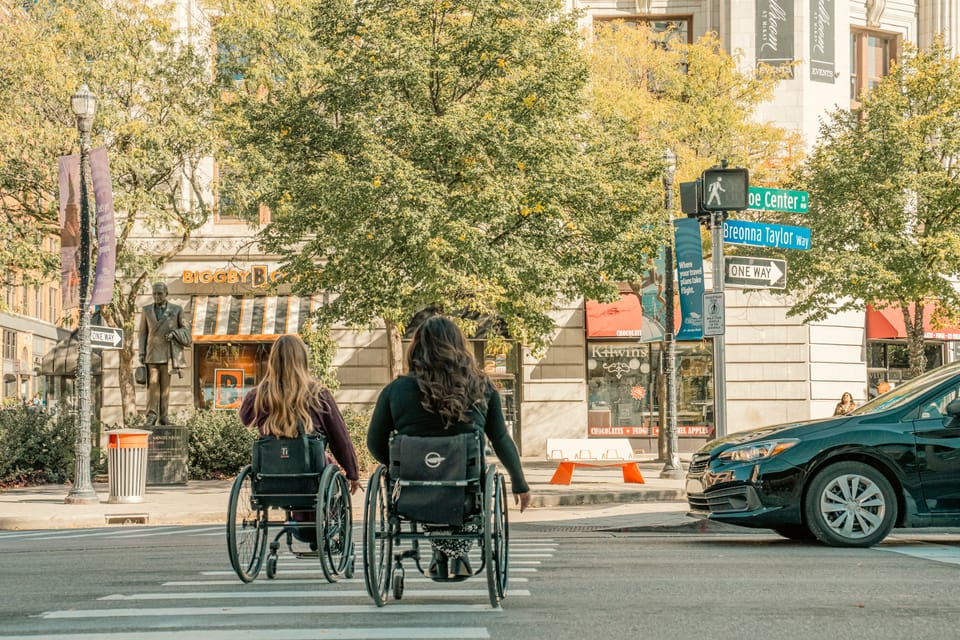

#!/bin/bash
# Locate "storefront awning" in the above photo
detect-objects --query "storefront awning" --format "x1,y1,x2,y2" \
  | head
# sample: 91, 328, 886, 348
866, 303, 960, 341
585, 294, 683, 339
40, 332, 103, 377
191, 295, 319, 341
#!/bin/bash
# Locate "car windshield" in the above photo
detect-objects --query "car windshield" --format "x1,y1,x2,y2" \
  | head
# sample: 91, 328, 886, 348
851, 363, 960, 415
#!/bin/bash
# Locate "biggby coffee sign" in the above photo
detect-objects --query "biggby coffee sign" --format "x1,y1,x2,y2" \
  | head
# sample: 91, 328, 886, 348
181, 265, 283, 287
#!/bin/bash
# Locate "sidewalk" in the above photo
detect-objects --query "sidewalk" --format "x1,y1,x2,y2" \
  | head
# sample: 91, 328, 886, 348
0, 457, 696, 531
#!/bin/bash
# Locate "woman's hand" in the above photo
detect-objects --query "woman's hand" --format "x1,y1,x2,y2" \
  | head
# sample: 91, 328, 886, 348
514, 491, 531, 513
349, 479, 363, 495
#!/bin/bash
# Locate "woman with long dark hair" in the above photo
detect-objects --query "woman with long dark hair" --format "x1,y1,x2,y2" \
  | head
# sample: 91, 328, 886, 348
240, 334, 362, 493
367, 315, 530, 578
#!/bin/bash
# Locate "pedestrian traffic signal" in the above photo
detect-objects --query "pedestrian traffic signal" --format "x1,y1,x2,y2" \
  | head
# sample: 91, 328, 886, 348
700, 167, 749, 212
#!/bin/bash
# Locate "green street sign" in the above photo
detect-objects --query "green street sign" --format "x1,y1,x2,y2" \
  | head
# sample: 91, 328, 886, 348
748, 187, 809, 214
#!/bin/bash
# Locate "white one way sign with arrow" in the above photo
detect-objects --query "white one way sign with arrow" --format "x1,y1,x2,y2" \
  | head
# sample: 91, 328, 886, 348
90, 325, 124, 350
724, 256, 787, 289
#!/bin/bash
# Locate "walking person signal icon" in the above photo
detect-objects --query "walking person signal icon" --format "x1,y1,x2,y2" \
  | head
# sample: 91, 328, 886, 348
700, 167, 749, 212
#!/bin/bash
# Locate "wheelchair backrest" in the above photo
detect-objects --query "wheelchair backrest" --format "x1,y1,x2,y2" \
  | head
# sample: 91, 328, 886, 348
252, 434, 327, 508
388, 432, 483, 527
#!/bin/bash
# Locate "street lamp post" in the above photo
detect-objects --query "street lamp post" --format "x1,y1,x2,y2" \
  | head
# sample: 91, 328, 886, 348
660, 149, 684, 479
65, 84, 99, 505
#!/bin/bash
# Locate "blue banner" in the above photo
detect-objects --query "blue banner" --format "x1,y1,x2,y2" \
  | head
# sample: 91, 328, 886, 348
640, 247, 666, 343
674, 218, 705, 341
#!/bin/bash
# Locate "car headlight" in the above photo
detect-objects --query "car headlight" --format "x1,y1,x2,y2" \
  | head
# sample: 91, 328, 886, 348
717, 439, 798, 462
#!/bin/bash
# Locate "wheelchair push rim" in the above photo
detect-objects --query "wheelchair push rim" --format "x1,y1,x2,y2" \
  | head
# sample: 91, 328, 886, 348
226, 465, 267, 583
483, 465, 509, 608
317, 464, 354, 582
363, 465, 393, 606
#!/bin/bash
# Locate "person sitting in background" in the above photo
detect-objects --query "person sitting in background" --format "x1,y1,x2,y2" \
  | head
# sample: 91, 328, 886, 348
833, 392, 856, 416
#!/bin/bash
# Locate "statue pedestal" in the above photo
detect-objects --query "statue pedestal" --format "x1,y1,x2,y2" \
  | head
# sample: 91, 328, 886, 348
146, 424, 189, 485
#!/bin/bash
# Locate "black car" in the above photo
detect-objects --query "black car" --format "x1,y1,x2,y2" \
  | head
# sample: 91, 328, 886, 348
686, 361, 960, 547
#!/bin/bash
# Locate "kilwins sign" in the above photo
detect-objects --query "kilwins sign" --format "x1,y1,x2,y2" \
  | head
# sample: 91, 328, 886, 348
756, 0, 794, 71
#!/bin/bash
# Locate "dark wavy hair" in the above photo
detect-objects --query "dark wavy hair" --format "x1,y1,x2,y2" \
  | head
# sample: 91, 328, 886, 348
406, 315, 489, 427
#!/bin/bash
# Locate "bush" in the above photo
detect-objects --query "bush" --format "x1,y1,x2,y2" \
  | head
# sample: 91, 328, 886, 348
341, 407, 377, 476
0, 405, 96, 487
180, 409, 257, 480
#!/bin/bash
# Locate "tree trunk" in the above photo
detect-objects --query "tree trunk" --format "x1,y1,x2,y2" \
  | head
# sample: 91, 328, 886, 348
101, 297, 140, 423
384, 318, 404, 380
902, 301, 927, 380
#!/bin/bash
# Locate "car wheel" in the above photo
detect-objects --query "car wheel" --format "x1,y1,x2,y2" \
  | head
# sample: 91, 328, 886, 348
773, 524, 815, 541
804, 461, 897, 548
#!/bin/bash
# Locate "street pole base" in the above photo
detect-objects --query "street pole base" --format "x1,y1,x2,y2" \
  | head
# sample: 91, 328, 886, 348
659, 466, 687, 480
64, 489, 101, 505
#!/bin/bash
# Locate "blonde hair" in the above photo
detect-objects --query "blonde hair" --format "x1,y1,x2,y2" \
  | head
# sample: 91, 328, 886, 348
253, 335, 326, 438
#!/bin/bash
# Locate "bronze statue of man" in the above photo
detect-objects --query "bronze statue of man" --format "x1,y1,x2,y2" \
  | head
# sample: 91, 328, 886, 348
138, 282, 191, 426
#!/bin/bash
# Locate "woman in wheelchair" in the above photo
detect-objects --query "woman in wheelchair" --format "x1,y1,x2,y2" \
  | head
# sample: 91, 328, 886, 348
367, 315, 531, 579
240, 335, 362, 546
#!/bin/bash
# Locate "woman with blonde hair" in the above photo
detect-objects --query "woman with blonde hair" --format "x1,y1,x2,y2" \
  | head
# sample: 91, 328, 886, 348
240, 334, 361, 495
367, 315, 530, 579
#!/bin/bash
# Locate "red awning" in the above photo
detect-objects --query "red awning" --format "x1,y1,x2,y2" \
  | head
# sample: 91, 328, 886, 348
585, 293, 684, 339
866, 303, 960, 341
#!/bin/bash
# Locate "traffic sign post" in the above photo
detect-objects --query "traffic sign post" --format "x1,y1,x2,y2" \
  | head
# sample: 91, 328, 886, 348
90, 325, 124, 350
703, 292, 725, 336
724, 256, 787, 289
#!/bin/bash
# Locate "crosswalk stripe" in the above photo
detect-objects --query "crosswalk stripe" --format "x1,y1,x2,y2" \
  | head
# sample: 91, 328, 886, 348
0, 627, 490, 640
100, 589, 530, 601
40, 603, 504, 619
23, 526, 223, 541
161, 577, 528, 586
880, 545, 960, 566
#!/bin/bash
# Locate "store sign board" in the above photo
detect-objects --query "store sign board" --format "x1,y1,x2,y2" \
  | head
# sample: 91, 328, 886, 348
588, 425, 715, 438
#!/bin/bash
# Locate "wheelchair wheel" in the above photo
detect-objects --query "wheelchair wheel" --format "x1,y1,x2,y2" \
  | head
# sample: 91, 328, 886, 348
483, 466, 509, 608
363, 465, 393, 606
317, 464, 353, 583
226, 465, 267, 583
265, 553, 278, 579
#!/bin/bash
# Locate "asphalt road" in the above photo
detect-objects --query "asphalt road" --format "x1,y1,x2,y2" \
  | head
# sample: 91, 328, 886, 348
1, 523, 959, 639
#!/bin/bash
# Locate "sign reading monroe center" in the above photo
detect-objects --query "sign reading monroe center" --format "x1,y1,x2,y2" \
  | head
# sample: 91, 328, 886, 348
747, 186, 809, 214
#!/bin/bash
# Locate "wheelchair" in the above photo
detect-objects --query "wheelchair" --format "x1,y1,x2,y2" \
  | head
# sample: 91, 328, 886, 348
226, 433, 355, 583
362, 432, 510, 608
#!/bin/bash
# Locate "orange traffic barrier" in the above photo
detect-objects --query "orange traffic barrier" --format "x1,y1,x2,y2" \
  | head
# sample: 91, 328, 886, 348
549, 460, 645, 485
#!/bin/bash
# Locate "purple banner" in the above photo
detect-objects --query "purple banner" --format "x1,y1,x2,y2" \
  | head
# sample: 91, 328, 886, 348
58, 154, 81, 311
89, 146, 116, 306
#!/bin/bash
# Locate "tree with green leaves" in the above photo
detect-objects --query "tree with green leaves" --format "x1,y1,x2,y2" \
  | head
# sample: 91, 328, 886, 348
0, 0, 216, 419
212, 0, 665, 377
785, 38, 960, 378
587, 23, 800, 188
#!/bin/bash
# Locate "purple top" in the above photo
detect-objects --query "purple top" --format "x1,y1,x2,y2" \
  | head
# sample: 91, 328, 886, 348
239, 387, 359, 481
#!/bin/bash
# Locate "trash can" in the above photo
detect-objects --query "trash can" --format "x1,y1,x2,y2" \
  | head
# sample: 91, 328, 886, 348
107, 428, 150, 504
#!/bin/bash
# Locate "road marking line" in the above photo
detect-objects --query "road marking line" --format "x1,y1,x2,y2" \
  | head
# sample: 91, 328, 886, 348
0, 627, 490, 639
101, 589, 530, 601
880, 545, 960, 566
161, 577, 528, 586
40, 604, 504, 618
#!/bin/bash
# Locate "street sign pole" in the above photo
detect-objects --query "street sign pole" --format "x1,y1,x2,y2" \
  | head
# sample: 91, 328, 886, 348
712, 209, 727, 440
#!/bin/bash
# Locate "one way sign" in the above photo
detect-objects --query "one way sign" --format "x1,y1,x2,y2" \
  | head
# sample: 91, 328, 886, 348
724, 256, 786, 289
90, 325, 124, 350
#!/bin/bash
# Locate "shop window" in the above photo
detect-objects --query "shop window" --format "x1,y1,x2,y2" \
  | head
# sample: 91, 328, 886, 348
194, 342, 271, 410
585, 341, 713, 439
850, 28, 898, 107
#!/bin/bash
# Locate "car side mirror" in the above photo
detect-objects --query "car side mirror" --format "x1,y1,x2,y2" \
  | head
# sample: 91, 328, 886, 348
947, 399, 960, 416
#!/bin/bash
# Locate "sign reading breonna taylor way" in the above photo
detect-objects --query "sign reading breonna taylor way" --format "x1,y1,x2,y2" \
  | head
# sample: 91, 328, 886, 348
723, 219, 811, 251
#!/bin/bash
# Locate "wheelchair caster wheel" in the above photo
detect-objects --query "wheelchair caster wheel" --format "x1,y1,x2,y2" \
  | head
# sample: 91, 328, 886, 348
392, 567, 405, 600
345, 558, 356, 579
266, 554, 278, 579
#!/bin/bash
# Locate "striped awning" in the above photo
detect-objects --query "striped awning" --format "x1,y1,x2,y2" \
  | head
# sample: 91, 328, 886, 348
191, 295, 319, 341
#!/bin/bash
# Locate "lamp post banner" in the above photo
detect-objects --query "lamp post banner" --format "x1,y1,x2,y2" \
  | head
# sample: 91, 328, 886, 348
673, 217, 705, 341
89, 146, 116, 306
58, 154, 81, 311
640, 247, 666, 343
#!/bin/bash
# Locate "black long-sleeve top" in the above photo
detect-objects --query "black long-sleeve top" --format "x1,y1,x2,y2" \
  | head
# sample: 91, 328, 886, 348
239, 387, 360, 482
367, 374, 529, 495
